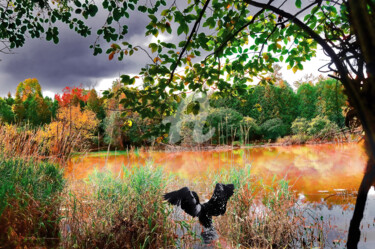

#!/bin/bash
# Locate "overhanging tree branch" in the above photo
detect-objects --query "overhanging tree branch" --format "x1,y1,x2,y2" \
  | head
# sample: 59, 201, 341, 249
212, 2, 270, 57
243, 0, 374, 151
167, 0, 211, 85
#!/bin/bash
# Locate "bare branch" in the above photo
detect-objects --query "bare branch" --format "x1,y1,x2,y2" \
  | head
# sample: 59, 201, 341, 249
134, 46, 156, 64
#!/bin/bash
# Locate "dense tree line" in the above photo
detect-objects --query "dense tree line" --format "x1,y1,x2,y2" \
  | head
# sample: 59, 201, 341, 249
0, 76, 347, 148
208, 77, 347, 143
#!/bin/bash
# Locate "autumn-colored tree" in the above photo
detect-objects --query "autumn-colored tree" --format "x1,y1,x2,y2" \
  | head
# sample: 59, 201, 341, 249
12, 98, 26, 123
86, 89, 105, 120
35, 95, 52, 124
38, 106, 99, 156
54, 86, 89, 107
15, 78, 42, 101
56, 106, 98, 138
12, 78, 51, 126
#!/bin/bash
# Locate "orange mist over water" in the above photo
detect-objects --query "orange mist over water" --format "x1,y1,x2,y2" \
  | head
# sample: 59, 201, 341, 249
66, 143, 367, 201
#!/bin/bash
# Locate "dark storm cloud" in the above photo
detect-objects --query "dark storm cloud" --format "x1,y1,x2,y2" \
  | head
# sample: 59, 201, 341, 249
0, 9, 150, 97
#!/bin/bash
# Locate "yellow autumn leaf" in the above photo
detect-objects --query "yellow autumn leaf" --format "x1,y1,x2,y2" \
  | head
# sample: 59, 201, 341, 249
246, 15, 253, 21
292, 66, 298, 73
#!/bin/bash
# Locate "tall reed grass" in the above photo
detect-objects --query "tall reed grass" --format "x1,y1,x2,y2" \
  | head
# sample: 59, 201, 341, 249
61, 164, 177, 248
0, 123, 90, 162
213, 166, 327, 248
0, 157, 64, 248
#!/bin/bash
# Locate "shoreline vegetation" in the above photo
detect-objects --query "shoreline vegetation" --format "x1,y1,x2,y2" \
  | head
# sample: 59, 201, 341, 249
0, 77, 354, 153
118, 131, 362, 153
0, 121, 352, 248
1, 158, 335, 248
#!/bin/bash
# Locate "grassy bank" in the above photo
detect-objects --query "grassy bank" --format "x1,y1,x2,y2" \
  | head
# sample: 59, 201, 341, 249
0, 157, 64, 248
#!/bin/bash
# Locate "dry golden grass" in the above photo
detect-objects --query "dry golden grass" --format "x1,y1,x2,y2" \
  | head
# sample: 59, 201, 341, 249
0, 123, 92, 162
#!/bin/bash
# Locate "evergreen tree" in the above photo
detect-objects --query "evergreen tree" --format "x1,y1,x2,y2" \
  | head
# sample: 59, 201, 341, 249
296, 83, 318, 120
316, 79, 346, 127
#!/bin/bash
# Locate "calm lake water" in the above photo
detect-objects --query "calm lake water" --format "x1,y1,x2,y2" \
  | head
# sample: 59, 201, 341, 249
67, 143, 367, 199
67, 142, 375, 248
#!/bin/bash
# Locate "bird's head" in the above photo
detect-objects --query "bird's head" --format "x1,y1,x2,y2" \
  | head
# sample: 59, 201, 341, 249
216, 183, 224, 191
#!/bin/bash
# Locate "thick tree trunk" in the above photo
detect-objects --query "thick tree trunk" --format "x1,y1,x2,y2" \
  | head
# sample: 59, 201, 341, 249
347, 153, 375, 248
346, 1, 375, 248
347, 109, 375, 248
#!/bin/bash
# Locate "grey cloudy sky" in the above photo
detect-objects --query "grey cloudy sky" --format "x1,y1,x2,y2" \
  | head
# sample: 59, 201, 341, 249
0, 0, 328, 98
0, 7, 151, 97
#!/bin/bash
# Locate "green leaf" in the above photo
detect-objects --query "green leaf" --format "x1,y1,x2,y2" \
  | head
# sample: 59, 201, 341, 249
177, 25, 184, 35
138, 6, 147, 13
113, 8, 122, 21
88, 5, 98, 17
149, 43, 158, 53
74, 0, 81, 7
186, 101, 199, 115
295, 0, 302, 8
53, 36, 59, 44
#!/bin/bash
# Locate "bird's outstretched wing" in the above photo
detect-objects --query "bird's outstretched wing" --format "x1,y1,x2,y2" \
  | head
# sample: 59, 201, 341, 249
205, 183, 234, 217
164, 187, 201, 217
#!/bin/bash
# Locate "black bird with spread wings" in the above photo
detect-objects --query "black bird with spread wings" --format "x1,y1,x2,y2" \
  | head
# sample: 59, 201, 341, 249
163, 183, 234, 228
